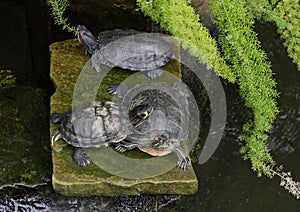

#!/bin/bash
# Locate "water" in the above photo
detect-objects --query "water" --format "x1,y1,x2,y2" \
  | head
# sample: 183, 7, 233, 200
0, 0, 299, 211
165, 22, 300, 211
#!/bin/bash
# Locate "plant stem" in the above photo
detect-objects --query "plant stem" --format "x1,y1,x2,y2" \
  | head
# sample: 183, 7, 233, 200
47, 0, 77, 35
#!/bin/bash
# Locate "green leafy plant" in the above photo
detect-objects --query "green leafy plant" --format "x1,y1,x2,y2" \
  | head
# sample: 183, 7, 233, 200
136, 0, 236, 82
210, 0, 278, 177
246, 0, 300, 71
47, 0, 77, 34
0, 70, 16, 89
211, 0, 299, 198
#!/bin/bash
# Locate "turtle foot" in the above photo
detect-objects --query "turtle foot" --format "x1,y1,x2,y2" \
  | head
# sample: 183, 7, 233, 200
73, 147, 91, 166
51, 130, 63, 147
177, 156, 191, 170
107, 84, 120, 95
115, 144, 128, 152
50, 112, 65, 124
94, 67, 100, 72
107, 84, 129, 97
115, 141, 138, 152
146, 68, 163, 79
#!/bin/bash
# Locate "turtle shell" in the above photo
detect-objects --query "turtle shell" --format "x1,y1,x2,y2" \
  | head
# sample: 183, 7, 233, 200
112, 86, 193, 169
127, 89, 187, 144
52, 101, 127, 148
112, 88, 188, 159
93, 29, 175, 71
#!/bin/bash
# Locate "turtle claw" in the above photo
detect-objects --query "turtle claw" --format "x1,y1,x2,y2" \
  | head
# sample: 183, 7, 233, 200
107, 85, 119, 95
51, 130, 63, 147
77, 157, 91, 166
146, 68, 163, 79
73, 148, 91, 166
115, 145, 127, 152
94, 67, 100, 73
107, 84, 129, 97
177, 157, 191, 170
174, 145, 191, 170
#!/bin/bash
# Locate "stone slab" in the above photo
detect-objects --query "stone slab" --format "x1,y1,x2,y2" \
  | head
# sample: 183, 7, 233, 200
50, 38, 198, 196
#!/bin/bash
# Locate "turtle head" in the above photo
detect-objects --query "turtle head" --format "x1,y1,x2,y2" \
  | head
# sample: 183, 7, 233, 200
153, 134, 171, 150
77, 25, 99, 54
129, 104, 153, 128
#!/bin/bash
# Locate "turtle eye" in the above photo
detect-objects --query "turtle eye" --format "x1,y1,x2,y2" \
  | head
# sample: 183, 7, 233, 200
140, 112, 148, 118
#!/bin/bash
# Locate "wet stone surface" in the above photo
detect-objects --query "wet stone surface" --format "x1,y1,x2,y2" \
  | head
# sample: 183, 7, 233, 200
49, 38, 198, 196
0, 184, 181, 211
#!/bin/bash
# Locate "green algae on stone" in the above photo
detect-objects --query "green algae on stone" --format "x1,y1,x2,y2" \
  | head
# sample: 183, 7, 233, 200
50, 38, 198, 196
0, 87, 51, 185
0, 70, 16, 89
52, 147, 197, 196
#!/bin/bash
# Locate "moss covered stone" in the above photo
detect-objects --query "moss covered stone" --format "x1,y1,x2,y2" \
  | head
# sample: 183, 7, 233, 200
50, 38, 198, 196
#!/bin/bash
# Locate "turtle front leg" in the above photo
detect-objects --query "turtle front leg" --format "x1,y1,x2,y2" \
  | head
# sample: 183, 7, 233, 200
107, 83, 129, 97
73, 147, 91, 166
91, 53, 102, 72
115, 141, 139, 152
174, 145, 191, 170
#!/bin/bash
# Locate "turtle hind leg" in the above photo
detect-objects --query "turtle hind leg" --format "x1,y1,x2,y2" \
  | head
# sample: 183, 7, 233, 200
174, 145, 191, 170
50, 112, 65, 124
72, 147, 91, 166
146, 68, 163, 79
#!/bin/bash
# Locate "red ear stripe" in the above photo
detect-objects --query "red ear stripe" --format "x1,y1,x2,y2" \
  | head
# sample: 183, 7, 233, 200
79, 32, 87, 43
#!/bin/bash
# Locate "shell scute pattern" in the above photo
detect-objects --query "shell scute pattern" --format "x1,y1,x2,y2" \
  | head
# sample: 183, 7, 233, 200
78, 25, 175, 78
53, 101, 124, 148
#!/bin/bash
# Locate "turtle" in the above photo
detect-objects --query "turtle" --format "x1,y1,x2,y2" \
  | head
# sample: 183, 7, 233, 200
77, 25, 175, 79
110, 84, 192, 170
51, 101, 153, 166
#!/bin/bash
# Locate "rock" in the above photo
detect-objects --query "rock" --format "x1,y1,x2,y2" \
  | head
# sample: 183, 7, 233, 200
50, 38, 198, 196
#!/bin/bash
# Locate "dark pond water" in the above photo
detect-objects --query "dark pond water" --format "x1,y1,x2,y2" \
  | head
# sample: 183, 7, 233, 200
0, 0, 299, 211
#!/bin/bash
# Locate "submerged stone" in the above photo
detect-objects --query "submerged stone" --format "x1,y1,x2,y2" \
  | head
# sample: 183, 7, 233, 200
0, 86, 51, 185
50, 38, 198, 196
